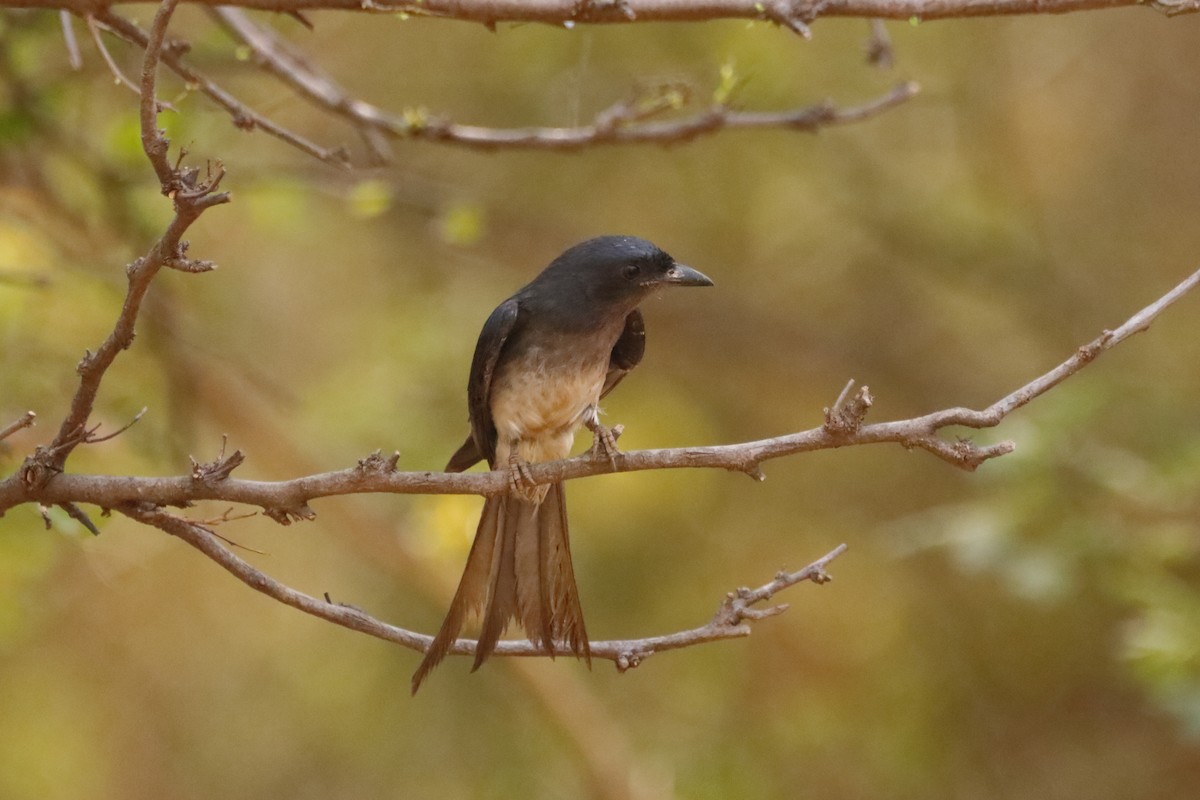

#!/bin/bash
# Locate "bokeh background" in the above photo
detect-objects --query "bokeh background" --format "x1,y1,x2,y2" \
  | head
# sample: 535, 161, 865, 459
3, 6, 1200, 798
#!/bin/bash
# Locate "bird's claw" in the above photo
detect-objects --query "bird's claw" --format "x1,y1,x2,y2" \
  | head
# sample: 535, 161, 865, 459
507, 454, 546, 504
586, 421, 623, 469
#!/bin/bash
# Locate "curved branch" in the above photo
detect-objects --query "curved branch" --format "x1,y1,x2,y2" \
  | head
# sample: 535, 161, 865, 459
211, 6, 918, 153
119, 501, 846, 667
91, 9, 350, 165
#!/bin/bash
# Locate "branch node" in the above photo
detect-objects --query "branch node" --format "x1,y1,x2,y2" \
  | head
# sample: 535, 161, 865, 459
20, 446, 63, 491
809, 567, 833, 585
762, 1, 814, 38
741, 460, 766, 481
615, 650, 645, 672
1077, 329, 1114, 362
824, 381, 874, 435
190, 440, 246, 483
264, 505, 316, 525
357, 449, 401, 473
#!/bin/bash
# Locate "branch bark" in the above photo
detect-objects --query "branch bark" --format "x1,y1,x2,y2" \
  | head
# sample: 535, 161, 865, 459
4, 263, 1199, 516
13, 0, 1194, 26
118, 501, 847, 667
210, 5, 918, 151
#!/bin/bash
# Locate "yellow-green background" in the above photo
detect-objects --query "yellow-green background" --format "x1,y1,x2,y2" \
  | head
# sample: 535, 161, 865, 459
2, 6, 1200, 797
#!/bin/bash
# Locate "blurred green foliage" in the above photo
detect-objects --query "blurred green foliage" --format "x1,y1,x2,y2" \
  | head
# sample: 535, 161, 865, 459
2, 6, 1200, 799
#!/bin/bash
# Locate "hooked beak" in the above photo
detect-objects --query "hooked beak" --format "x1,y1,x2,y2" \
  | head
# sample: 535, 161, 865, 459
659, 262, 714, 288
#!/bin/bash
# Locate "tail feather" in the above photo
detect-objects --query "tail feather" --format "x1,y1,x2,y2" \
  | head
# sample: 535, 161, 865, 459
474, 498, 518, 670
411, 482, 590, 693
410, 497, 501, 694
516, 501, 555, 650
540, 483, 589, 662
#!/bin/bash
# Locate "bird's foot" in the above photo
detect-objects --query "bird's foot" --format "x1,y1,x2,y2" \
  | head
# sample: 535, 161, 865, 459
586, 420, 624, 469
507, 454, 547, 504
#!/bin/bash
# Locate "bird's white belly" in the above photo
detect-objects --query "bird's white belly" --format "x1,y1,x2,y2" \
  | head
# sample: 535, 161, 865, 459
490, 350, 606, 465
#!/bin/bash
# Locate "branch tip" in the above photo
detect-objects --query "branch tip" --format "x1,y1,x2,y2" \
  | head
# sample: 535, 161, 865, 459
0, 411, 37, 442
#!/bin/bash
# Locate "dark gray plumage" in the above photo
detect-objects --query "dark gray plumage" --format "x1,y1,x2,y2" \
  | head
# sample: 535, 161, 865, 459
412, 235, 712, 692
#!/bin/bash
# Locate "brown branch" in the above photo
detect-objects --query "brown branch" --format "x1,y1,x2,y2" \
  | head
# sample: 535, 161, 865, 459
119, 501, 845, 666
26, 0, 230, 485
86, 13, 148, 101
0, 411, 37, 442
211, 6, 917, 155
91, 9, 351, 166
4, 263, 1197, 515
59, 8, 82, 69
27, 0, 1194, 27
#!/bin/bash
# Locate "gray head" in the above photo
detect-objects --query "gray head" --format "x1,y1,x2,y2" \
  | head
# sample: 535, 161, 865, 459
525, 235, 712, 315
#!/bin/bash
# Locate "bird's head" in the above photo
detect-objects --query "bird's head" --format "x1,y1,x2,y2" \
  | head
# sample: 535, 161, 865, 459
534, 235, 712, 313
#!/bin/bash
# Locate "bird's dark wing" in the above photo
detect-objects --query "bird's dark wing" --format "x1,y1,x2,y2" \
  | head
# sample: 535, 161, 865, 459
600, 308, 645, 399
445, 297, 520, 471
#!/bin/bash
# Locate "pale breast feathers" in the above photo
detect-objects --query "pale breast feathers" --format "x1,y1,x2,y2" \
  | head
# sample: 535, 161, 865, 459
489, 346, 609, 464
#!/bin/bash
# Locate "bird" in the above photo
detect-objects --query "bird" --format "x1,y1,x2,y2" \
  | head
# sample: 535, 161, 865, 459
411, 235, 713, 692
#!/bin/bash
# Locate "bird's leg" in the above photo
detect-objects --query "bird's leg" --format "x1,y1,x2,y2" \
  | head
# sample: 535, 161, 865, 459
507, 448, 547, 504
584, 406, 622, 468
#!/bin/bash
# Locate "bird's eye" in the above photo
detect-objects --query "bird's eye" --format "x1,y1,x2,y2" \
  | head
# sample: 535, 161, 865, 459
622, 264, 640, 281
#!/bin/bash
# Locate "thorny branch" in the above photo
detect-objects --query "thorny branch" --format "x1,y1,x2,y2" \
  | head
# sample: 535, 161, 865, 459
119, 501, 847, 667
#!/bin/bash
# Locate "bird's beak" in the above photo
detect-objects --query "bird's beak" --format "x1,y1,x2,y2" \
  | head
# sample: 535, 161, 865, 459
660, 263, 714, 287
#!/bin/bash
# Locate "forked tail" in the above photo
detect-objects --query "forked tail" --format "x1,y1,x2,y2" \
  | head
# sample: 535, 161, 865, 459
411, 483, 590, 693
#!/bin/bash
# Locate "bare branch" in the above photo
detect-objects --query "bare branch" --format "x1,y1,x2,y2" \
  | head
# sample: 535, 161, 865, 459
59, 9, 82, 69
119, 501, 844, 666
32, 0, 231, 480
210, 7, 916, 156
86, 14, 148, 101
865, 19, 893, 68
93, 10, 351, 166
20, 0, 1191, 27
389, 81, 920, 151
0, 412, 37, 442
5, 263, 1197, 516
139, 0, 181, 186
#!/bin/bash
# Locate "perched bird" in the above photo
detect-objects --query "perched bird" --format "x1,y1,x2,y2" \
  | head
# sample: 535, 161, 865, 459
411, 235, 713, 692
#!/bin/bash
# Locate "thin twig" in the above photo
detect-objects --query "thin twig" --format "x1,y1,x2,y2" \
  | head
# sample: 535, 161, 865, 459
95, 9, 350, 166
59, 9, 82, 69
374, 81, 921, 151
86, 407, 148, 444
0, 412, 37, 442
86, 14, 152, 101
139, 0, 179, 186
119, 502, 844, 666
865, 19, 893, 68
